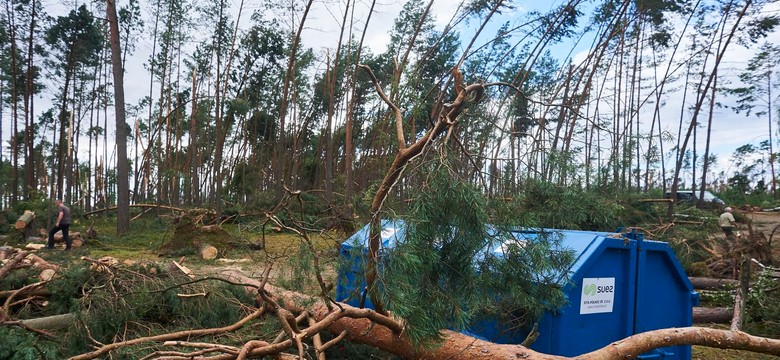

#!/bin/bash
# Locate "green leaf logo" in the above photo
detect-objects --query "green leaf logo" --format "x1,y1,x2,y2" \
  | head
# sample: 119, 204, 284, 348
584, 284, 597, 296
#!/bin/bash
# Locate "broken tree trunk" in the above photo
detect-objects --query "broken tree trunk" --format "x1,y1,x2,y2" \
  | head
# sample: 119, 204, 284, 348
15, 210, 35, 231
220, 270, 780, 360
731, 259, 750, 331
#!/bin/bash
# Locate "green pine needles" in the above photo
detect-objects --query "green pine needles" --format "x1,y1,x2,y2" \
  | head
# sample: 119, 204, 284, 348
381, 162, 574, 347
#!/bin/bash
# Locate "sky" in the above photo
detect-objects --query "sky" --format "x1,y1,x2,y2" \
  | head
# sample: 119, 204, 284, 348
1, 0, 778, 188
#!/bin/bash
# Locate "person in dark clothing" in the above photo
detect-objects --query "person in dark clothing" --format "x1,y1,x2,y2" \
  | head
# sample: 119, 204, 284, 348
48, 200, 72, 250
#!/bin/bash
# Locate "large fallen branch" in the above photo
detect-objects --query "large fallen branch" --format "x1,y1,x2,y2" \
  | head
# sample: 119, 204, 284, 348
220, 270, 780, 360
68, 307, 266, 360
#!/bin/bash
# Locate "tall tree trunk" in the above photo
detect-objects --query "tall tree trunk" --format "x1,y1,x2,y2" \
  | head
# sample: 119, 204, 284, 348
274, 0, 314, 193
669, 0, 751, 217
325, 0, 352, 206
768, 71, 776, 194
23, 0, 37, 200
107, 0, 130, 235
6, 0, 20, 205
700, 69, 717, 200
344, 0, 377, 217
56, 64, 74, 201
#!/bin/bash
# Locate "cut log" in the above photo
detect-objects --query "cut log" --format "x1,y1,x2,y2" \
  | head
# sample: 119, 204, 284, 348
200, 245, 218, 260
25, 243, 46, 250
15, 210, 35, 231
27, 254, 59, 271
20, 313, 76, 331
26, 236, 44, 243
71, 238, 84, 248
53, 231, 81, 242
689, 277, 739, 290
40, 269, 56, 281
693, 307, 732, 324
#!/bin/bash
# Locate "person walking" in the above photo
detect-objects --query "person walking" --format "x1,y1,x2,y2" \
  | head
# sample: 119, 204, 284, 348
48, 200, 72, 250
719, 206, 737, 240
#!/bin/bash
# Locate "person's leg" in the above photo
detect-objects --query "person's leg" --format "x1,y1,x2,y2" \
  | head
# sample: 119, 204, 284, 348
47, 225, 59, 249
62, 224, 71, 249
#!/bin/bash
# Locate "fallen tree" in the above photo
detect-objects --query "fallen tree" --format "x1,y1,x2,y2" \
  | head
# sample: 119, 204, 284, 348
219, 270, 780, 360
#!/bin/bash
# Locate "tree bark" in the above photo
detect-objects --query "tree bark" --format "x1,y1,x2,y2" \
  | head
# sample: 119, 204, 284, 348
693, 307, 732, 324
19, 313, 76, 331
14, 210, 35, 230
688, 277, 739, 290
106, 0, 130, 235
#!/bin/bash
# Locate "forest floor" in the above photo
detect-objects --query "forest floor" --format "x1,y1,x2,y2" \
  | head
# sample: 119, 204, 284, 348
692, 209, 780, 360
4, 210, 780, 359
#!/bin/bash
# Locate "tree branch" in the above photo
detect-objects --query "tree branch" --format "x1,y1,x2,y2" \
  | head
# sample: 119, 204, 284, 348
359, 64, 406, 150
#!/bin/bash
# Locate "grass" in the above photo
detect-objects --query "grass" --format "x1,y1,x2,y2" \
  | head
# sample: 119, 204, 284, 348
693, 346, 780, 360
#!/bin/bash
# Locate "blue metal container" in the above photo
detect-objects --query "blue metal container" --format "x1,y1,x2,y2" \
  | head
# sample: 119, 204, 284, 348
336, 222, 699, 359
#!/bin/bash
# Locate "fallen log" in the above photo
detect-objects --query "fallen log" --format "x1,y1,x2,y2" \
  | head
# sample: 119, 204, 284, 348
15, 211, 35, 231
26, 254, 60, 271
83, 204, 189, 217
220, 270, 780, 360
689, 277, 739, 290
19, 313, 76, 331
693, 307, 732, 324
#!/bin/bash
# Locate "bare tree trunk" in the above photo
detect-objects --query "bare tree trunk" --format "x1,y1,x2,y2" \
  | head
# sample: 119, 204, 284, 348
107, 0, 130, 235
344, 0, 377, 216
768, 72, 776, 194
669, 0, 749, 217
6, 0, 20, 205
274, 0, 314, 193
699, 69, 717, 201
23, 0, 37, 200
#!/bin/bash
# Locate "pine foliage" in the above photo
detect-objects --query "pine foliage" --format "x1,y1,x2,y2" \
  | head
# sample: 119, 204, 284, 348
382, 161, 574, 347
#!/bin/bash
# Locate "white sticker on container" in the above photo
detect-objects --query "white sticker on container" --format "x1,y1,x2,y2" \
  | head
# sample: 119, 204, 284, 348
580, 277, 615, 314
381, 227, 397, 239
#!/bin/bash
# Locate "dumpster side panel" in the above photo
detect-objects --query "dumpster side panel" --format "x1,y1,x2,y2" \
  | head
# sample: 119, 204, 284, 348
533, 238, 637, 356
634, 242, 694, 360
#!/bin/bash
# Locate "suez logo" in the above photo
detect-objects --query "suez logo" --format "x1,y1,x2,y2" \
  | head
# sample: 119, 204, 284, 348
579, 278, 616, 314
582, 283, 614, 296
